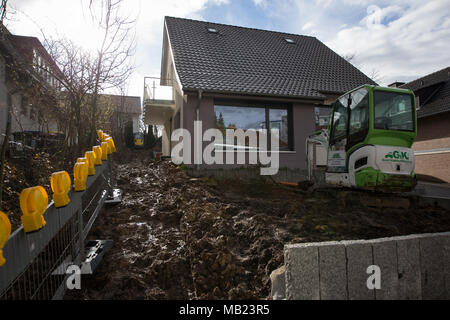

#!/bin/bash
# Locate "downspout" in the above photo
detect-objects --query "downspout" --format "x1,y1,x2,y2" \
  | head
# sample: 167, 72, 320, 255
196, 89, 203, 121
196, 89, 203, 170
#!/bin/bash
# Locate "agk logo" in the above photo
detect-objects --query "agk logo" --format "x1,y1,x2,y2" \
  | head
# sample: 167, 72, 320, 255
385, 151, 409, 160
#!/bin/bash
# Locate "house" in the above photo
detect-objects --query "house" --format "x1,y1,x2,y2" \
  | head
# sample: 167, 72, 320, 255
398, 66, 450, 183
0, 26, 64, 145
315, 106, 332, 130
101, 94, 142, 134
144, 17, 376, 179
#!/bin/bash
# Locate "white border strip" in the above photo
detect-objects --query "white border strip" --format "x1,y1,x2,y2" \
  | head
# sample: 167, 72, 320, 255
415, 148, 450, 156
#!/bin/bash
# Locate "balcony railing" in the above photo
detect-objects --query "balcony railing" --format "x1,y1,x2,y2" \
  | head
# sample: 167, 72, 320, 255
143, 77, 174, 105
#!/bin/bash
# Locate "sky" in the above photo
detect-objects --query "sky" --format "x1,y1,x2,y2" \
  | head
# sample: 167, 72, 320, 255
5, 0, 450, 99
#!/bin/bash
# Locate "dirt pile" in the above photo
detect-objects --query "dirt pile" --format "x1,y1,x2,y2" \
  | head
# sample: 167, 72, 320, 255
65, 152, 450, 300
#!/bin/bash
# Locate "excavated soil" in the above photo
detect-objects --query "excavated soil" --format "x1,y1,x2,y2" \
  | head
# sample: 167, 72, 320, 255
65, 151, 450, 300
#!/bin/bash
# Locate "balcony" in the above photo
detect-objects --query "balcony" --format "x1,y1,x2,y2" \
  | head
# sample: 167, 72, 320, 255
143, 77, 175, 125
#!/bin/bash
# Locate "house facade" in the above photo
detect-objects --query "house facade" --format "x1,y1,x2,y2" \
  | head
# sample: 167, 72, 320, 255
0, 26, 64, 145
399, 67, 450, 183
144, 17, 376, 179
103, 94, 142, 135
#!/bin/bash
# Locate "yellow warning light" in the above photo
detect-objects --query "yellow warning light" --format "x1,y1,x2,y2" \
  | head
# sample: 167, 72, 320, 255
105, 137, 116, 153
97, 129, 104, 141
85, 151, 96, 176
93, 146, 103, 165
50, 171, 71, 208
0, 211, 11, 267
74, 162, 88, 192
20, 186, 48, 233
101, 142, 109, 161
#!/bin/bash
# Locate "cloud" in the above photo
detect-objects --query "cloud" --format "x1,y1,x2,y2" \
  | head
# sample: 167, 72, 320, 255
253, 0, 266, 6
326, 0, 450, 84
5, 0, 450, 95
6, 0, 230, 96
252, 0, 449, 84
302, 22, 314, 30
362, 4, 404, 28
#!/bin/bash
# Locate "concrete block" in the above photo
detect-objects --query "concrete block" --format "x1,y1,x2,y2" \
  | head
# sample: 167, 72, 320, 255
284, 244, 320, 300
318, 244, 347, 300
419, 235, 446, 299
270, 266, 286, 300
372, 240, 398, 300
444, 235, 450, 299
345, 242, 375, 300
397, 238, 422, 300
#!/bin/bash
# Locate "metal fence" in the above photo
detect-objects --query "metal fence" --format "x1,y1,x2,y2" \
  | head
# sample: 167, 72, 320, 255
0, 157, 113, 300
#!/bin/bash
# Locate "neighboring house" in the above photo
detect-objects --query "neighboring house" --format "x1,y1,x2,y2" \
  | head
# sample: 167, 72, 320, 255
398, 66, 450, 182
144, 17, 376, 178
0, 26, 64, 145
104, 94, 142, 134
315, 106, 332, 130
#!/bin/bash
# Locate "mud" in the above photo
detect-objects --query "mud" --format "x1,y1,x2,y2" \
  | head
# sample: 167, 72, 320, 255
65, 151, 450, 300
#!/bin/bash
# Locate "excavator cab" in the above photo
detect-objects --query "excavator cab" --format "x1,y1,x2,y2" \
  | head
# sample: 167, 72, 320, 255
134, 132, 144, 149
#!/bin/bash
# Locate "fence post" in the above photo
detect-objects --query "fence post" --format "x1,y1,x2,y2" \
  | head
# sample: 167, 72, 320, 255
108, 157, 113, 198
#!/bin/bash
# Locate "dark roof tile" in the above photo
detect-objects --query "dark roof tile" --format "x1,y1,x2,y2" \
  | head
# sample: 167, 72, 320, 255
401, 66, 450, 118
165, 16, 376, 100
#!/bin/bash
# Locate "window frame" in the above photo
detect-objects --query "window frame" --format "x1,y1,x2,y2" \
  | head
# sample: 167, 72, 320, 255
213, 99, 294, 151
373, 90, 416, 133
329, 96, 349, 145
348, 87, 370, 148
329, 87, 370, 151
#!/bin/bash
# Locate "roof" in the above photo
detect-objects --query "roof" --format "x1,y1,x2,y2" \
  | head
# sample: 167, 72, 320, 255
401, 66, 450, 118
317, 106, 332, 117
8, 35, 63, 77
164, 16, 376, 100
0, 26, 64, 93
101, 94, 141, 115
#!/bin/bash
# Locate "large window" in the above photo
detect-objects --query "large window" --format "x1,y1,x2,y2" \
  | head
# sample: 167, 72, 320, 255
374, 91, 415, 131
330, 95, 348, 143
348, 88, 369, 145
330, 87, 369, 150
214, 101, 292, 151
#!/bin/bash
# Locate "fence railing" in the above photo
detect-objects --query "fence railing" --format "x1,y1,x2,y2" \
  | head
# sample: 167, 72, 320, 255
0, 134, 115, 300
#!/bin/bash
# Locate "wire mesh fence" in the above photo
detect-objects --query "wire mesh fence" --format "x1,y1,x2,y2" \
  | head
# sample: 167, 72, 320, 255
0, 157, 112, 300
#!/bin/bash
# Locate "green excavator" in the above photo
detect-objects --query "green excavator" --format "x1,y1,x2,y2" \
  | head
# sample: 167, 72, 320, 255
306, 85, 417, 192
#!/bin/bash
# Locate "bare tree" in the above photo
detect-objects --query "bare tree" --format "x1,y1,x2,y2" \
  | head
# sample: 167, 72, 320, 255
0, 0, 7, 25
342, 52, 382, 84
343, 53, 356, 63
86, 0, 136, 145
368, 67, 382, 84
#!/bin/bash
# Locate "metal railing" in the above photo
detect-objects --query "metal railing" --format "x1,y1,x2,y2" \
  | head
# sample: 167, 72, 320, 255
0, 157, 113, 300
143, 77, 174, 103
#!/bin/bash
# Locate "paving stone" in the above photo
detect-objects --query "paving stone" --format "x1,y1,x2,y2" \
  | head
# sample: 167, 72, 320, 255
284, 244, 320, 300
397, 238, 422, 300
345, 242, 375, 300
318, 244, 347, 300
419, 235, 446, 299
444, 235, 450, 299
372, 240, 399, 300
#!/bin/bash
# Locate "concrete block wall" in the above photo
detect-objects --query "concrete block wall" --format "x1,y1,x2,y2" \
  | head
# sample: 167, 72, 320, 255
186, 166, 327, 184
282, 232, 450, 300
